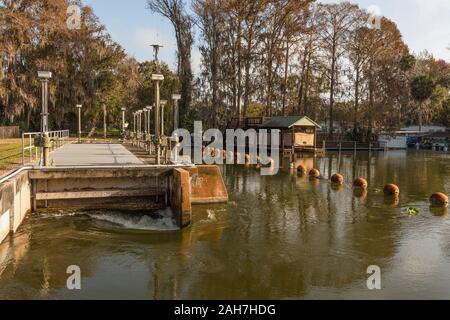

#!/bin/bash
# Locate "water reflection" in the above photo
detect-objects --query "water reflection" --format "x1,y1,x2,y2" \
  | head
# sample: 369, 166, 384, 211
0, 151, 450, 299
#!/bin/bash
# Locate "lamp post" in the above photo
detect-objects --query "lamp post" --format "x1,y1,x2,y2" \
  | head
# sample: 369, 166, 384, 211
160, 100, 167, 137
143, 108, 148, 134
102, 104, 107, 140
121, 107, 126, 139
76, 104, 82, 143
146, 106, 152, 134
137, 110, 142, 148
132, 112, 136, 145
38, 71, 51, 133
150, 43, 165, 164
38, 71, 52, 166
137, 111, 140, 134
152, 74, 164, 165
172, 94, 181, 131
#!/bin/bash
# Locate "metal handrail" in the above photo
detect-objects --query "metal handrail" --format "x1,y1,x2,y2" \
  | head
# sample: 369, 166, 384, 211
22, 130, 70, 165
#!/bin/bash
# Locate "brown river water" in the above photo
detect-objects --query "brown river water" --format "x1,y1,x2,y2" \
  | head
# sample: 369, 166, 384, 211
1, 150, 450, 300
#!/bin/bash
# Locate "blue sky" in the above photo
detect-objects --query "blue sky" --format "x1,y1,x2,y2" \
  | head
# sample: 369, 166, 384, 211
82, 0, 450, 72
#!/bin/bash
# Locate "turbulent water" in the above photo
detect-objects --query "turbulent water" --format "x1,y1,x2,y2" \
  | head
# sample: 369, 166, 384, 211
1, 150, 450, 300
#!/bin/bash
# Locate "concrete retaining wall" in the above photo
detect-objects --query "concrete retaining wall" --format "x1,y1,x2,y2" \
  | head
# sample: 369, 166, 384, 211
0, 171, 32, 244
188, 166, 229, 204
170, 168, 192, 228
0, 165, 228, 244
29, 168, 173, 211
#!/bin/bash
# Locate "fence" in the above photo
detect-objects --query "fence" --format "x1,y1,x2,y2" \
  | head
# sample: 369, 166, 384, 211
319, 140, 387, 151
0, 126, 20, 139
21, 130, 70, 165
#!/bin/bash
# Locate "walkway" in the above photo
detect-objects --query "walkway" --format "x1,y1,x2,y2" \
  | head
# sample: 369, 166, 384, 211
50, 144, 144, 166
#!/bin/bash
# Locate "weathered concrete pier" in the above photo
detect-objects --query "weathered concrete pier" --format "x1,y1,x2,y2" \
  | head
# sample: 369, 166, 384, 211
0, 142, 228, 245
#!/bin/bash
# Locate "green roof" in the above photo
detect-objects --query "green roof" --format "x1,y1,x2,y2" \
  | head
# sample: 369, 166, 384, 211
260, 116, 321, 129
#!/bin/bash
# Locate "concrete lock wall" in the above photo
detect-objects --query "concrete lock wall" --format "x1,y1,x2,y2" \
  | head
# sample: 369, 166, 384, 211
29, 168, 173, 211
0, 171, 32, 244
170, 168, 192, 228
188, 166, 229, 204
1, 165, 228, 244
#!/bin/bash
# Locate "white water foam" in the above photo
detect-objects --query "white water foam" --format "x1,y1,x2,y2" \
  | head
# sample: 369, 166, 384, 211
38, 211, 88, 219
88, 208, 179, 231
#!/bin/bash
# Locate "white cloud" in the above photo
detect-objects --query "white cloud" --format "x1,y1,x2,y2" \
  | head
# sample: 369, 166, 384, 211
415, 0, 450, 20
411, 0, 450, 60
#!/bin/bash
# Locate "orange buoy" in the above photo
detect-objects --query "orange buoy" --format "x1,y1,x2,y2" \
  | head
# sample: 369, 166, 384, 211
354, 188, 368, 200
309, 169, 321, 179
430, 192, 449, 208
384, 196, 400, 207
297, 164, 307, 175
353, 178, 368, 190
331, 184, 344, 192
331, 173, 344, 185
384, 184, 400, 197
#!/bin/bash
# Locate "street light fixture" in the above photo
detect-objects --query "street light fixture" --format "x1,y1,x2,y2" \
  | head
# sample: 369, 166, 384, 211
121, 107, 126, 138
152, 74, 165, 165
172, 94, 181, 131
160, 100, 167, 136
143, 108, 148, 134
138, 110, 142, 135
146, 106, 152, 135
102, 104, 107, 139
38, 71, 52, 166
38, 71, 52, 133
76, 104, 82, 143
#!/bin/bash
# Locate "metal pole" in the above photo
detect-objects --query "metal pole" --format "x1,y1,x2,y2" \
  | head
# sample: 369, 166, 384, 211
41, 81, 45, 132
103, 104, 107, 140
172, 94, 181, 132
22, 133, 25, 165
155, 81, 161, 165
121, 108, 126, 136
147, 107, 151, 134
29, 135, 32, 162
161, 103, 165, 137
174, 99, 178, 131
144, 109, 148, 134
41, 80, 49, 133
76, 105, 82, 144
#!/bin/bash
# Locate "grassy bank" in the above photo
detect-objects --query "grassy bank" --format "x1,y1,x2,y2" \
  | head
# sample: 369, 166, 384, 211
0, 139, 30, 177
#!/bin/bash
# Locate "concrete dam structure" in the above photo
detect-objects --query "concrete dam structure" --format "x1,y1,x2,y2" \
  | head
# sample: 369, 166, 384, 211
0, 143, 228, 245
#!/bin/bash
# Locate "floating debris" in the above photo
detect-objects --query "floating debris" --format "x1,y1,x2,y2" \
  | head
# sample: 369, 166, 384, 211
406, 206, 420, 217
